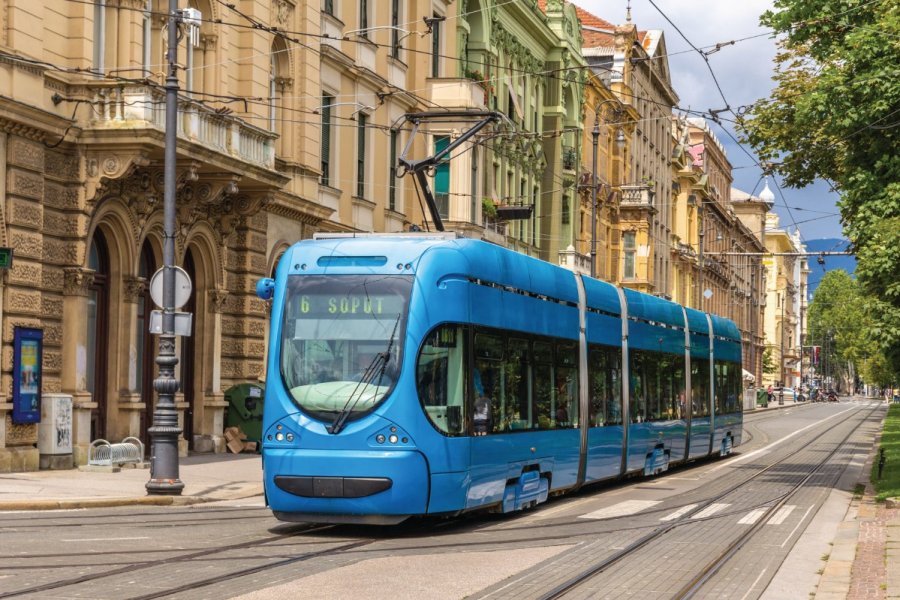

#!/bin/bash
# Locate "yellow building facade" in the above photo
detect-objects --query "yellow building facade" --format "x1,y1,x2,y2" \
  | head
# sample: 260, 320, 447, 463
0, 0, 451, 471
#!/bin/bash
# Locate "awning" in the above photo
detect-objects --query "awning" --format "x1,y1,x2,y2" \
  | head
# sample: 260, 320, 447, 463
742, 369, 756, 383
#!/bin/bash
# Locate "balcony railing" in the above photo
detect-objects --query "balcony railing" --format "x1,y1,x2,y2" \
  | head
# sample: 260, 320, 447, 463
619, 184, 656, 210
426, 78, 488, 110
85, 84, 277, 170
558, 245, 590, 275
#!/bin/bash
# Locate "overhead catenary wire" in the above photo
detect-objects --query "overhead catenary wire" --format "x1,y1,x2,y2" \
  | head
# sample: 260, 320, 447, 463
26, 2, 846, 240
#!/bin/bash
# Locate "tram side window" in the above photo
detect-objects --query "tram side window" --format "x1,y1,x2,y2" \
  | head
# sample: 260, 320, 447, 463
417, 325, 466, 435
533, 341, 554, 429
714, 360, 742, 415
554, 341, 578, 428
660, 352, 686, 420
502, 338, 532, 430
589, 345, 622, 426
630, 351, 647, 423
473, 332, 504, 434
691, 357, 711, 418
729, 361, 742, 413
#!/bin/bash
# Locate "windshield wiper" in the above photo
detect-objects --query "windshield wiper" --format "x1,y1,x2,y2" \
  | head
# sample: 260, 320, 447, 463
327, 315, 401, 435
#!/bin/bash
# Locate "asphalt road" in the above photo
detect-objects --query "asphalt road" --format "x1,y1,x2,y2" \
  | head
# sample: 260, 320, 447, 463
0, 399, 881, 600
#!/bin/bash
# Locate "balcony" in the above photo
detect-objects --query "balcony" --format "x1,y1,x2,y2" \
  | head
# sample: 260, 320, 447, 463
84, 84, 277, 170
619, 184, 656, 211
558, 245, 590, 276
426, 78, 488, 110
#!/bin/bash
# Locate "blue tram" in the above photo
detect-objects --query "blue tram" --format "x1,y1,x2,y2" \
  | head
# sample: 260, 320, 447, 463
256, 233, 743, 524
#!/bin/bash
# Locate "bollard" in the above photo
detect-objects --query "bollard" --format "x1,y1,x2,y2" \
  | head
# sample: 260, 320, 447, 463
878, 448, 886, 479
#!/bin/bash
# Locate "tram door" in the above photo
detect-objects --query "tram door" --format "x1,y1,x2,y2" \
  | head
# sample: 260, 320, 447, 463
468, 331, 519, 508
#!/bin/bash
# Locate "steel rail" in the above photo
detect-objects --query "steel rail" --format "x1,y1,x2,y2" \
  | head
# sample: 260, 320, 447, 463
537, 402, 881, 600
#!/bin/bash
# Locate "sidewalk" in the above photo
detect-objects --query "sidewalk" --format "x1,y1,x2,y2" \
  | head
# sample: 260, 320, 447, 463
0, 452, 263, 510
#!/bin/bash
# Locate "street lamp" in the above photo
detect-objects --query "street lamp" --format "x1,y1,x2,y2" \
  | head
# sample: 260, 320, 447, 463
590, 100, 625, 278
147, 0, 185, 495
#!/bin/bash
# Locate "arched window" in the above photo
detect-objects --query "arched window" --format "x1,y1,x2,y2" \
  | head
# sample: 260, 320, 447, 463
270, 37, 290, 154
93, 0, 107, 74
142, 0, 153, 75
87, 232, 111, 440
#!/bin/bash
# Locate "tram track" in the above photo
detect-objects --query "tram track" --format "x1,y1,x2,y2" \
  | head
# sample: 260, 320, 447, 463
0, 403, 876, 600
0, 522, 333, 599
528, 401, 881, 600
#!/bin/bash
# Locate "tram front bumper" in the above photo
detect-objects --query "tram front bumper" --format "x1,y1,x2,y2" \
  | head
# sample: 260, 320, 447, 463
264, 448, 429, 521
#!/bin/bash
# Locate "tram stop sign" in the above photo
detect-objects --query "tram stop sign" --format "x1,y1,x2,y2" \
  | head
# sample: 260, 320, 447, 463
149, 266, 192, 309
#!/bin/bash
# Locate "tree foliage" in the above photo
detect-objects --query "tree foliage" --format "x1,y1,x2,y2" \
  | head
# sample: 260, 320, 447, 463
739, 0, 900, 376
808, 270, 898, 389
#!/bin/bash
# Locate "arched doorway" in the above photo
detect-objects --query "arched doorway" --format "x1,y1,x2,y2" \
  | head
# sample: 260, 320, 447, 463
87, 233, 110, 441
180, 250, 197, 448
137, 241, 157, 448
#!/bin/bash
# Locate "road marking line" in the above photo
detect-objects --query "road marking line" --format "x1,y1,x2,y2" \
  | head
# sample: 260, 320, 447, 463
767, 505, 796, 525
738, 508, 768, 525
660, 504, 697, 521
62, 537, 151, 542
780, 505, 815, 548
579, 499, 661, 520
691, 503, 729, 519
738, 568, 768, 600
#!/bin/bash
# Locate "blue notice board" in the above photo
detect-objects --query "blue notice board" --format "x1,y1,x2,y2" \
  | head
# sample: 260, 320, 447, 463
12, 327, 42, 424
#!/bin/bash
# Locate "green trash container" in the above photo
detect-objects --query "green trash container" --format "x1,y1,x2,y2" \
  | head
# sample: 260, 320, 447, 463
756, 388, 769, 407
224, 383, 265, 446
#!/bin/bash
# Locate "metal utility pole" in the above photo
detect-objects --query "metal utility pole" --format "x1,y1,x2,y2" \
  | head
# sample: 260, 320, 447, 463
147, 0, 184, 495
697, 203, 705, 310
779, 291, 785, 405
590, 115, 599, 278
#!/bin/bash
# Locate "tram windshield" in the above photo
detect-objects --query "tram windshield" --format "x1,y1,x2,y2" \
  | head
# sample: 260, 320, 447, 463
280, 275, 412, 423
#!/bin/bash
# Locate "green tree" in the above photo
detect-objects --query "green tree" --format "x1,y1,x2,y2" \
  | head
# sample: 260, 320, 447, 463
762, 347, 777, 377
738, 0, 900, 374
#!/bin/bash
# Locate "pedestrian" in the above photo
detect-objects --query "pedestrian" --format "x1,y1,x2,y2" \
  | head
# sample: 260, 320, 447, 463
767, 384, 774, 404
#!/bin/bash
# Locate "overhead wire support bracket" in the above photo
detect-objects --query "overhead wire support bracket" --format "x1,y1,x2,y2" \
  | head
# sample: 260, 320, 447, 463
397, 110, 504, 232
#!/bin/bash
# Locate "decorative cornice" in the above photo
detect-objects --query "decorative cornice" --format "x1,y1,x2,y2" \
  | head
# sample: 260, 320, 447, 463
267, 190, 334, 225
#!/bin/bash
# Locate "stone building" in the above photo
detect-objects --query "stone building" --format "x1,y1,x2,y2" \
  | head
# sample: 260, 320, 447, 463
0, 0, 448, 471
578, 7, 676, 295
762, 212, 807, 389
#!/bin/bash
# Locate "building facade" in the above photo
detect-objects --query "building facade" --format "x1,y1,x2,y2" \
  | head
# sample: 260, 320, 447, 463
762, 212, 807, 389
0, 0, 448, 471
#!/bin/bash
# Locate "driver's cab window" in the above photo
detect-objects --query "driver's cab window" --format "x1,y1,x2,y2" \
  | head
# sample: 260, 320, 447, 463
417, 324, 465, 435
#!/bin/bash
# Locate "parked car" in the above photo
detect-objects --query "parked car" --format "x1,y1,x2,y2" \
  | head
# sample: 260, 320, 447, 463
773, 387, 798, 402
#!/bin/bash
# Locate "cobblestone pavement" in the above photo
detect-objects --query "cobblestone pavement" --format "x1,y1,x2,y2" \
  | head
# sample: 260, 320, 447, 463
846, 485, 900, 600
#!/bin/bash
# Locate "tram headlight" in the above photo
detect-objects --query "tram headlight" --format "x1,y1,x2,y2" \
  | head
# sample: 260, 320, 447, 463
389, 435, 398, 444
275, 432, 285, 441
286, 433, 294, 442
376, 434, 386, 444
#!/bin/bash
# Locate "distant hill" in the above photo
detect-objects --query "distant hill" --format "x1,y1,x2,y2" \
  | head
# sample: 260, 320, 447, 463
804, 238, 855, 297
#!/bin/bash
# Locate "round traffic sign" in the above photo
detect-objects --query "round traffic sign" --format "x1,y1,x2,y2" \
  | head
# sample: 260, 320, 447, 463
149, 266, 192, 309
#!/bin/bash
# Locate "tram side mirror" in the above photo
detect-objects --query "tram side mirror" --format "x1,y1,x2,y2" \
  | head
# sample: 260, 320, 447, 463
256, 278, 275, 301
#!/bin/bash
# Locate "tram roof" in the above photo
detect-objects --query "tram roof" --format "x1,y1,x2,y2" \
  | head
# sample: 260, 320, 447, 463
684, 307, 710, 335
622, 288, 686, 330
710, 313, 742, 341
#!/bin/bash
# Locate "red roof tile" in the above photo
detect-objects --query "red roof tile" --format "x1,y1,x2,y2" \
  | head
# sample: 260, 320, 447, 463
574, 5, 616, 31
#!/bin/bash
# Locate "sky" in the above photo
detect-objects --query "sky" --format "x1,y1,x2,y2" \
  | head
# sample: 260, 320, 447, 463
577, 0, 846, 241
